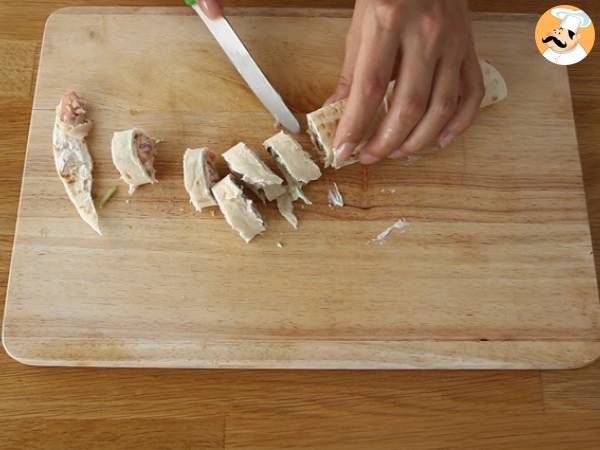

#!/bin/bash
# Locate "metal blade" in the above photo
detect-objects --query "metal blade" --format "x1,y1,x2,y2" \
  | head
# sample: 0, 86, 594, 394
189, 3, 300, 134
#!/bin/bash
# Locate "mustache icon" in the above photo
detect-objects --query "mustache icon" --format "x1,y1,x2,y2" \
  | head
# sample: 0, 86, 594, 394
542, 35, 568, 48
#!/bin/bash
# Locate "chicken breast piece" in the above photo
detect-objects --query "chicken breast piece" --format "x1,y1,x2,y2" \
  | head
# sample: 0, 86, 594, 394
52, 91, 100, 235
264, 131, 321, 204
222, 142, 286, 202
211, 174, 266, 243
111, 128, 158, 194
183, 148, 219, 212
264, 131, 322, 229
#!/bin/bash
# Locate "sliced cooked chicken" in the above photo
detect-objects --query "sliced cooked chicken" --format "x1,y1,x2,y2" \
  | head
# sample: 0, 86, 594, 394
263, 131, 321, 205
52, 91, 100, 234
222, 142, 286, 202
212, 174, 266, 243
183, 148, 219, 212
111, 128, 158, 194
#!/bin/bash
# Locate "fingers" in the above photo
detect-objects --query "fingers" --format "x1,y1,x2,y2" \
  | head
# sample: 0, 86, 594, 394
388, 56, 460, 159
325, 29, 360, 105
325, 1, 368, 105
437, 51, 484, 148
359, 50, 436, 164
199, 0, 224, 19
332, 12, 400, 163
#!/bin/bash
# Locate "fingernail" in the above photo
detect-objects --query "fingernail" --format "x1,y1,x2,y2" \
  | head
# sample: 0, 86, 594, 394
439, 132, 457, 149
360, 153, 379, 165
388, 149, 404, 159
199, 0, 219, 18
199, 0, 210, 12
334, 143, 357, 162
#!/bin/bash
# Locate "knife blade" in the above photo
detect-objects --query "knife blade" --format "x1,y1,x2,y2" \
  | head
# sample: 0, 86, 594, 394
186, 0, 301, 134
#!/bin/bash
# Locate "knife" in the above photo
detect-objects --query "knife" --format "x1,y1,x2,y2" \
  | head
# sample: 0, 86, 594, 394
185, 0, 301, 134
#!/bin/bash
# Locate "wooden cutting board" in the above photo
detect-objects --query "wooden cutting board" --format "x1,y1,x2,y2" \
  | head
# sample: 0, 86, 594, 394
3, 7, 600, 369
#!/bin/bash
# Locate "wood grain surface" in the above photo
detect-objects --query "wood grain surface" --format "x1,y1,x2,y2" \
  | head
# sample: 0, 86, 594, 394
3, 6, 599, 369
1, 0, 600, 448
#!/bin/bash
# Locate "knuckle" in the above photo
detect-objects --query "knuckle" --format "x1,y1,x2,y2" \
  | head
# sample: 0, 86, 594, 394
373, 0, 403, 30
432, 96, 458, 118
396, 96, 427, 122
420, 10, 468, 52
422, 17, 443, 39
361, 75, 387, 97
420, 5, 445, 37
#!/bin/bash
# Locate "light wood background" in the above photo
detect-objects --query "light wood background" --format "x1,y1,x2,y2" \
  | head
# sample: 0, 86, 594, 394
1, 0, 600, 448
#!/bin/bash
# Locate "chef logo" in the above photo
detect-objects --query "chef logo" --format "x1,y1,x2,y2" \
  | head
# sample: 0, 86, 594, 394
535, 5, 595, 65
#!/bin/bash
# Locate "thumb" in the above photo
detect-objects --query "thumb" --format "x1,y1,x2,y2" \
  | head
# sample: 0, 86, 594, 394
198, 0, 224, 19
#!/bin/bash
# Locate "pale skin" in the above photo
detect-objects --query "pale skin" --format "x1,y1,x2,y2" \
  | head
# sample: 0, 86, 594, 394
199, 0, 484, 165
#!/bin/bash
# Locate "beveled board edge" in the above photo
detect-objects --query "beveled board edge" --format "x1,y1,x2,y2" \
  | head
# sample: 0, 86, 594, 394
4, 336, 600, 370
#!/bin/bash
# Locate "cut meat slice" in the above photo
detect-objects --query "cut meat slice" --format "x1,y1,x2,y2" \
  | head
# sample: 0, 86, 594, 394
222, 142, 286, 202
263, 131, 321, 205
306, 99, 348, 170
211, 174, 266, 243
52, 91, 100, 235
111, 128, 158, 194
183, 148, 219, 212
264, 131, 321, 184
263, 131, 322, 229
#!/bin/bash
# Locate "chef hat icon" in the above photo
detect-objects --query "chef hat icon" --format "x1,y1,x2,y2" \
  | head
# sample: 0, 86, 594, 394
551, 8, 592, 33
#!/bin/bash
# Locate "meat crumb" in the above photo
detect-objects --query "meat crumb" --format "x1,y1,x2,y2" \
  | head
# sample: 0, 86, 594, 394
372, 218, 409, 243
328, 182, 344, 207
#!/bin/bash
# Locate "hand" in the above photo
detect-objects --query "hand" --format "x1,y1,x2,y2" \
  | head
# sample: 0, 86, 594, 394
331, 0, 484, 165
198, 0, 224, 19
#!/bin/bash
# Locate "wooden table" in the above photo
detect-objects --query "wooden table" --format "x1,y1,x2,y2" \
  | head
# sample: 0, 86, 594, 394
1, 1, 599, 448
